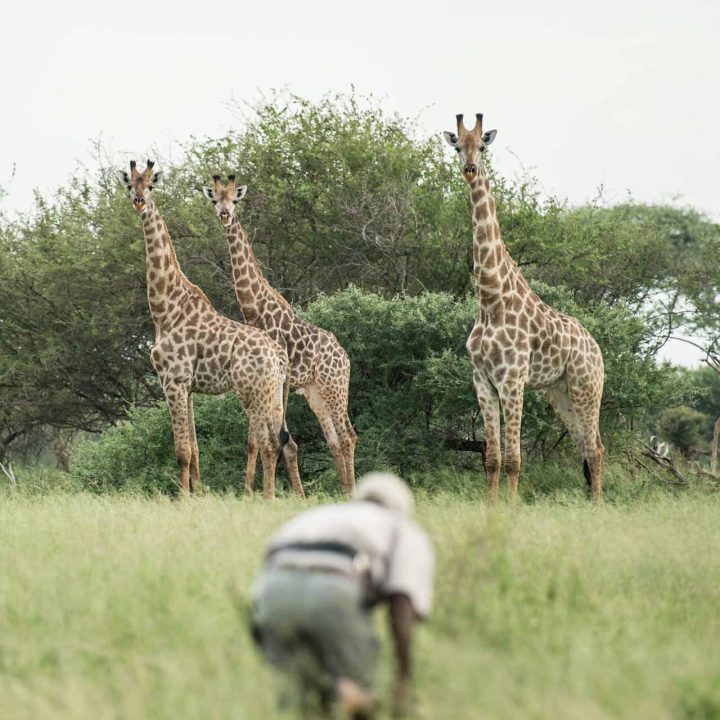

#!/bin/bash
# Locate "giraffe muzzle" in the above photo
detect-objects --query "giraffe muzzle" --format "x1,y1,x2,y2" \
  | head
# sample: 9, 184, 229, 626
463, 164, 478, 177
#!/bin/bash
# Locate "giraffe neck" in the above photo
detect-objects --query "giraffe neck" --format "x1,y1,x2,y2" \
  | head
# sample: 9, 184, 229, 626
225, 217, 294, 325
140, 199, 194, 327
468, 170, 518, 307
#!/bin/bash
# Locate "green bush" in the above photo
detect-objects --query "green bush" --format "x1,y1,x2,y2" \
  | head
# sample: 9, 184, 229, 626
72, 397, 253, 494
72, 288, 690, 493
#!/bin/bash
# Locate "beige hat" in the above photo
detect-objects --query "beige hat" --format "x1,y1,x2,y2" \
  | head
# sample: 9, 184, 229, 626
353, 472, 414, 516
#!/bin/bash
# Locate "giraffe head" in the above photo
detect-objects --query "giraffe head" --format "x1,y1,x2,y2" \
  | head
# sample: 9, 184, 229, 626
202, 175, 247, 227
114, 160, 163, 213
443, 114, 497, 184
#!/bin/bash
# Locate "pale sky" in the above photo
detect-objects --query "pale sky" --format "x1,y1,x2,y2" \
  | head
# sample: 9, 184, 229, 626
2, 0, 718, 365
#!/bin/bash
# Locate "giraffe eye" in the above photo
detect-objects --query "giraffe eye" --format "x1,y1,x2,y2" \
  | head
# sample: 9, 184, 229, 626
211, 200, 217, 205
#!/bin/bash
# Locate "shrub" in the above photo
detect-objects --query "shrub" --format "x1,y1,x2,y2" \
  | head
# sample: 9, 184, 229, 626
72, 288, 691, 493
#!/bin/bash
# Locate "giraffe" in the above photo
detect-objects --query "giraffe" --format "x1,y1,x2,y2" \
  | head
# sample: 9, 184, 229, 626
115, 160, 305, 499
444, 115, 605, 502
202, 175, 357, 493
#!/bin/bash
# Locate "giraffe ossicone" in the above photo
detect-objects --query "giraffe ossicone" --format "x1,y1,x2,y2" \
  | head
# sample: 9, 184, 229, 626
445, 115, 605, 502
203, 176, 358, 493
117, 160, 305, 499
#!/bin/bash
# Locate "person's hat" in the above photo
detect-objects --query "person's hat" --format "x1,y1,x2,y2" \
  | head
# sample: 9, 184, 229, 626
353, 472, 414, 516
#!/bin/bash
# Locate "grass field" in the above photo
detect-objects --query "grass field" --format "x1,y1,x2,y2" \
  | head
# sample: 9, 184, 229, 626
0, 488, 719, 719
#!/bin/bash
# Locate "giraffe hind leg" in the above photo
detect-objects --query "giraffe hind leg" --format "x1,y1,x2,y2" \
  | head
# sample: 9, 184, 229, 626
339, 414, 357, 492
304, 382, 351, 493
280, 432, 305, 499
272, 384, 305, 498
567, 372, 604, 503
310, 366, 356, 493
546, 381, 603, 501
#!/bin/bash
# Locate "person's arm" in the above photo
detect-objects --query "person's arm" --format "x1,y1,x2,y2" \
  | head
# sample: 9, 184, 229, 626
388, 593, 416, 717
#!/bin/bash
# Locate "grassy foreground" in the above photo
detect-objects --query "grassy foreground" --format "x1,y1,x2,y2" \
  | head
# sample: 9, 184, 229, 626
0, 490, 719, 719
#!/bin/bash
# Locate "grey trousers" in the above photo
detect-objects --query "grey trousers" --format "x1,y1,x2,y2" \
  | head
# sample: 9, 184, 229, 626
252, 567, 379, 694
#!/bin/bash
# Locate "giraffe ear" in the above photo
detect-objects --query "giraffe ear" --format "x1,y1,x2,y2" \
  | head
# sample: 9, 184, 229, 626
151, 171, 164, 185
482, 129, 497, 146
443, 131, 458, 146
202, 186, 215, 200
114, 169, 130, 188
235, 185, 247, 201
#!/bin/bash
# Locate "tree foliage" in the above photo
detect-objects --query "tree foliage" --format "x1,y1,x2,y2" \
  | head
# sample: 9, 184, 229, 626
656, 406, 709, 457
0, 91, 714, 472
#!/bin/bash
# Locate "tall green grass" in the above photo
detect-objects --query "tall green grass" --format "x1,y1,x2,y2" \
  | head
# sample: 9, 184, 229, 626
0, 491, 718, 719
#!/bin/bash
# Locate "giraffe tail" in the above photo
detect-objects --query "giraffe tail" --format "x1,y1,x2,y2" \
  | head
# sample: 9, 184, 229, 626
583, 459, 592, 489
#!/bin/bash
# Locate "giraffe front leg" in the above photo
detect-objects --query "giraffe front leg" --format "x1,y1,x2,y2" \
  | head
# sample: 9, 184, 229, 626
187, 395, 202, 494
164, 381, 192, 496
472, 370, 501, 501
499, 381, 525, 502
280, 433, 305, 499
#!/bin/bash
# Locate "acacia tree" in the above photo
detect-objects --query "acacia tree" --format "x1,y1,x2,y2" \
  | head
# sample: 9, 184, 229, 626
0, 91, 713, 464
0, 183, 157, 461
0, 94, 474, 460
169, 92, 473, 302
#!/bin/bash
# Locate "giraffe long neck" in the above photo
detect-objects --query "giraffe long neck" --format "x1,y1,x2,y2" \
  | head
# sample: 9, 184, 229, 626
469, 170, 518, 308
225, 217, 294, 325
141, 199, 194, 327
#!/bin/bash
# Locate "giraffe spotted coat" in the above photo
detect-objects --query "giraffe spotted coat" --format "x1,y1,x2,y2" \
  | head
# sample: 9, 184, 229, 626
445, 116, 604, 502
203, 176, 357, 492
116, 161, 305, 499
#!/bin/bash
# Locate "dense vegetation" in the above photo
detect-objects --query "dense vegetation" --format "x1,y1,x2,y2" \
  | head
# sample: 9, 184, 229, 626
1, 92, 719, 489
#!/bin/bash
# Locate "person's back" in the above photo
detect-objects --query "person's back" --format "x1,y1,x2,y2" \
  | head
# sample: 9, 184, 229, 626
251, 473, 435, 719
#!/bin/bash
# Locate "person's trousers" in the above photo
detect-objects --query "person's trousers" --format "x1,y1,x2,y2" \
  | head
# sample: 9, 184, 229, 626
251, 567, 379, 692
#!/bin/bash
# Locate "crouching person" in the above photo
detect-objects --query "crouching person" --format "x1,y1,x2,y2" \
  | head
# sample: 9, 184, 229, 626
250, 472, 435, 719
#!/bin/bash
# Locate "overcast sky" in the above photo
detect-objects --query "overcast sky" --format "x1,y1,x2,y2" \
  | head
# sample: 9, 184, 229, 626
2, 0, 718, 364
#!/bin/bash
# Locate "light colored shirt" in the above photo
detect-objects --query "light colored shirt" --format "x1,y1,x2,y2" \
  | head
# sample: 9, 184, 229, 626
264, 501, 435, 618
